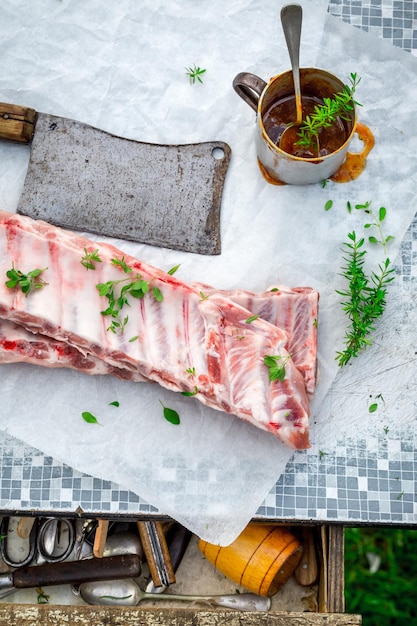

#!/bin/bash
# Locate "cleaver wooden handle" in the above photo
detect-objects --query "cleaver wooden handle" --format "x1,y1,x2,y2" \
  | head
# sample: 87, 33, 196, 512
13, 554, 141, 589
0, 102, 36, 143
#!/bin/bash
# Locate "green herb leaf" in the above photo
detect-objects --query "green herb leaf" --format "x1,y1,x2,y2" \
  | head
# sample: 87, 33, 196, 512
245, 314, 259, 324
109, 401, 120, 407
181, 386, 199, 397
82, 411, 102, 425
324, 199, 333, 211
159, 400, 180, 425
152, 286, 163, 302
368, 403, 378, 413
167, 264, 181, 276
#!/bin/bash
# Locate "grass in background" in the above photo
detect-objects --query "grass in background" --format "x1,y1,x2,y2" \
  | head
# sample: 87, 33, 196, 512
345, 527, 417, 625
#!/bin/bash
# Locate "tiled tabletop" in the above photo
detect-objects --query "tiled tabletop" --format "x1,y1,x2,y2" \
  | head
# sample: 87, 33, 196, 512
1, 0, 416, 525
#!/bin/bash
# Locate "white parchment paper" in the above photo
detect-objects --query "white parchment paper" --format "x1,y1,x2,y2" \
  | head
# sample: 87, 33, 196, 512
0, 0, 416, 544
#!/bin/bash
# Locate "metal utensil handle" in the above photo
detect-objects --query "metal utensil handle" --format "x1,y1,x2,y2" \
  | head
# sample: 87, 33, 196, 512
143, 590, 271, 612
13, 554, 141, 589
281, 4, 303, 124
232, 73, 267, 113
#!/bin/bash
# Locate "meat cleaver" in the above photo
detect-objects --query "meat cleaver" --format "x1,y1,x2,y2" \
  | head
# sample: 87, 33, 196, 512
0, 102, 231, 255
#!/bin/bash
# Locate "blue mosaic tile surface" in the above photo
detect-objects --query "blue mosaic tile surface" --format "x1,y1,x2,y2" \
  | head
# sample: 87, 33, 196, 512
1, 0, 416, 524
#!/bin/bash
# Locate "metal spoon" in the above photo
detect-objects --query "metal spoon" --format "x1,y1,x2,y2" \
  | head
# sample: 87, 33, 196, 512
79, 578, 271, 611
281, 4, 303, 126
278, 4, 304, 153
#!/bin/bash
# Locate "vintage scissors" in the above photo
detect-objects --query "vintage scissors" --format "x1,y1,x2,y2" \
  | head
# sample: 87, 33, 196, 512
0, 516, 75, 568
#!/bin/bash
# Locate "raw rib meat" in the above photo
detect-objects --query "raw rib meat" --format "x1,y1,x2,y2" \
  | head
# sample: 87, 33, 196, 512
0, 283, 318, 394
0, 318, 147, 381
0, 210, 311, 450
191, 283, 319, 397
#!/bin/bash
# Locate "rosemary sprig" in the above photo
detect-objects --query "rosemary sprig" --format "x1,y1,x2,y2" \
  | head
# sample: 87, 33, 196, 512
296, 72, 361, 151
5, 264, 48, 296
185, 64, 206, 84
336, 231, 395, 366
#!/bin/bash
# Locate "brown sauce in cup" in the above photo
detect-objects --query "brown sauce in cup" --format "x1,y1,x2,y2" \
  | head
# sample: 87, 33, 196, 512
262, 94, 349, 158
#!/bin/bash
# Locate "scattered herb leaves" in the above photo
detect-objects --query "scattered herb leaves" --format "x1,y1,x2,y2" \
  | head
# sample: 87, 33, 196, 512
159, 400, 180, 425
263, 355, 290, 382
185, 65, 206, 84
186, 367, 196, 376
97, 267, 163, 334
81, 248, 102, 270
5, 264, 48, 296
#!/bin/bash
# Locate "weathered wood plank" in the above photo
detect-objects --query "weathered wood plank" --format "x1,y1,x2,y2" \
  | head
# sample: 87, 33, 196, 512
327, 525, 345, 613
0, 605, 362, 625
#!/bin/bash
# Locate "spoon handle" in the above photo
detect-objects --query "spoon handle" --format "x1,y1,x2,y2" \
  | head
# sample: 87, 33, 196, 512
143, 591, 271, 611
281, 4, 303, 124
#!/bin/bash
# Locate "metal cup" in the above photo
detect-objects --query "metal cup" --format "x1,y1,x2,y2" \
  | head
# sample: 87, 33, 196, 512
233, 68, 364, 185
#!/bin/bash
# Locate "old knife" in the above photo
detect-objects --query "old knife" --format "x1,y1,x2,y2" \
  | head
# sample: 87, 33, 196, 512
0, 102, 231, 255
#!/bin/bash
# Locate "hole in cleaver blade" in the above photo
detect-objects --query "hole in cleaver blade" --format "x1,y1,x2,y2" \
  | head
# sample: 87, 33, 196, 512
16, 113, 232, 255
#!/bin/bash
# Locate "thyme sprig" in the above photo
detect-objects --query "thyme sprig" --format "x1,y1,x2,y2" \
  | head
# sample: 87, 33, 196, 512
263, 355, 291, 382
81, 248, 102, 270
336, 231, 395, 366
5, 264, 48, 296
97, 257, 163, 334
349, 201, 394, 254
296, 72, 361, 151
185, 65, 206, 84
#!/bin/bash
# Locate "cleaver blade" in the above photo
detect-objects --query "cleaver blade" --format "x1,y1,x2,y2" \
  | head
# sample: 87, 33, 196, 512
0, 102, 231, 255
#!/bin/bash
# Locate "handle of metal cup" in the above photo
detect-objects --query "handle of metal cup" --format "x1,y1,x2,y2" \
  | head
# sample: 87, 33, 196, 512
233, 73, 267, 113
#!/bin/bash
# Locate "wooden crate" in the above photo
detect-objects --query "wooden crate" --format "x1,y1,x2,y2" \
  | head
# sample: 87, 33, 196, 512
0, 522, 361, 625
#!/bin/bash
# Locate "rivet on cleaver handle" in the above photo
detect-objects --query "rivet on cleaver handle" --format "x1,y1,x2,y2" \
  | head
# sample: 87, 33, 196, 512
4, 554, 141, 590
0, 102, 231, 255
